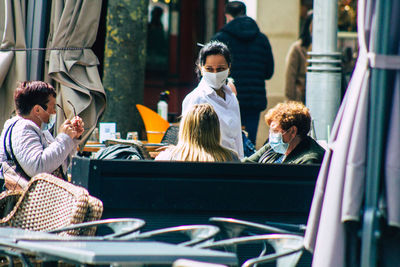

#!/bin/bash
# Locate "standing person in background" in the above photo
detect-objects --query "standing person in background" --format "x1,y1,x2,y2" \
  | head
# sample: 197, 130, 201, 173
146, 6, 168, 71
182, 41, 244, 159
284, 11, 313, 103
299, 0, 313, 35
212, 1, 274, 145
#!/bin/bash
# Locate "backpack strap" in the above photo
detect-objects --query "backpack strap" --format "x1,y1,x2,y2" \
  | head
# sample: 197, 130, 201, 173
4, 120, 30, 178
3, 120, 18, 161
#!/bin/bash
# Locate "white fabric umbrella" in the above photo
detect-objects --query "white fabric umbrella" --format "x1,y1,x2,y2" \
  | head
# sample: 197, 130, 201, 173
0, 0, 27, 126
385, 75, 400, 227
46, 0, 106, 145
304, 0, 400, 266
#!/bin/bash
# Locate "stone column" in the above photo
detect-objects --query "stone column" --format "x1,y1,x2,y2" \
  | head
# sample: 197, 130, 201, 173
102, 0, 148, 138
254, 0, 299, 147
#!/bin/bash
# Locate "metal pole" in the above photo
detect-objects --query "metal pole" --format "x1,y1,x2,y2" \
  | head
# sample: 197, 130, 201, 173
306, 0, 342, 141
26, 0, 34, 79
26, 0, 48, 80
361, 0, 393, 265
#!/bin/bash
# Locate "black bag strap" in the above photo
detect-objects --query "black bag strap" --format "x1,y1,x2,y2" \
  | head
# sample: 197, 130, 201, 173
4, 120, 29, 178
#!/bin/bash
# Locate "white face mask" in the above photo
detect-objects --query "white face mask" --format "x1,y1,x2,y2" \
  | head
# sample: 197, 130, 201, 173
202, 68, 229, 90
37, 107, 56, 131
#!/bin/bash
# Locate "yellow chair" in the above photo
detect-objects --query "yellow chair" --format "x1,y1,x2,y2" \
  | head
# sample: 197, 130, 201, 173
136, 104, 170, 143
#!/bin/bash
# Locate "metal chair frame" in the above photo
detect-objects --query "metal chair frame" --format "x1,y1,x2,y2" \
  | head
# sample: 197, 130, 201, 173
121, 224, 220, 247
198, 234, 304, 267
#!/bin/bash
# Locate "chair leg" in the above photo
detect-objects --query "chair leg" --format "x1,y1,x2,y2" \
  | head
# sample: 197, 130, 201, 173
19, 253, 34, 267
5, 255, 14, 267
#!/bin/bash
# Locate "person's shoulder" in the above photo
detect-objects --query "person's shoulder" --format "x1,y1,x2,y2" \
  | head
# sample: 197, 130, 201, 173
295, 137, 326, 164
256, 32, 272, 47
185, 82, 210, 100
258, 143, 272, 155
154, 149, 170, 161
182, 88, 207, 108
155, 146, 176, 161
212, 31, 228, 40
306, 136, 326, 153
12, 117, 40, 135
1, 117, 18, 132
286, 41, 305, 62
242, 143, 271, 163
288, 39, 302, 51
295, 152, 324, 164
218, 16, 260, 42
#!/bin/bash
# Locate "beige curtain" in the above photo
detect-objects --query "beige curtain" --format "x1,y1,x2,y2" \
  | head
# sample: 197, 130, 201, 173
46, 0, 106, 146
0, 0, 27, 126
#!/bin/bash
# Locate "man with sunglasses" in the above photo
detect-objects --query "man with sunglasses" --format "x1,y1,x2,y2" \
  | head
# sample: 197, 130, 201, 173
0, 81, 84, 184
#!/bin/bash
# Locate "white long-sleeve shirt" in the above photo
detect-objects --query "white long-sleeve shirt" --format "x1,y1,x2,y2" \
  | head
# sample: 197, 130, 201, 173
182, 79, 244, 158
0, 116, 78, 178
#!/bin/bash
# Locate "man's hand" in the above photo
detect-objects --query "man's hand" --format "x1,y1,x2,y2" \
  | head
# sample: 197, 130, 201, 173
71, 116, 85, 138
60, 120, 78, 139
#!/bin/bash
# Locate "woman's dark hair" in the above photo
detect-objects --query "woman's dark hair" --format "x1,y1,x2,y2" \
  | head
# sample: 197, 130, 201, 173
300, 11, 313, 47
14, 81, 56, 115
195, 41, 231, 79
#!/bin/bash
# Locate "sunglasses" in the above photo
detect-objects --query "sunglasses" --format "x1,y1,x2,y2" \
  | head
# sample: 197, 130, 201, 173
56, 100, 76, 120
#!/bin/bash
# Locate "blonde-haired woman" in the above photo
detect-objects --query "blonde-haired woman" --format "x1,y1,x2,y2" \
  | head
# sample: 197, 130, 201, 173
155, 103, 239, 162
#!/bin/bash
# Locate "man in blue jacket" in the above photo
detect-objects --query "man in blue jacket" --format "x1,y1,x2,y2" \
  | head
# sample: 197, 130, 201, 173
212, 1, 274, 144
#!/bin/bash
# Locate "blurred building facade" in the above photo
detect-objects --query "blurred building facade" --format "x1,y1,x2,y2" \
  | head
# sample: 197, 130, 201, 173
140, 0, 303, 147
93, 0, 357, 145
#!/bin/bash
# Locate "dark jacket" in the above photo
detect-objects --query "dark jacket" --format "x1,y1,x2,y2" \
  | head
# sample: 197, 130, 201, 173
243, 136, 325, 164
212, 16, 274, 111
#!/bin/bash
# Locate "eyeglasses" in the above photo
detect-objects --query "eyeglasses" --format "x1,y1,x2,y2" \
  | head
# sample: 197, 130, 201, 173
269, 127, 290, 136
56, 101, 76, 120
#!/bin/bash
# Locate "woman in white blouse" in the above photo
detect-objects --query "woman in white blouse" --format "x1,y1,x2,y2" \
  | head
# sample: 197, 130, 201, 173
182, 41, 244, 158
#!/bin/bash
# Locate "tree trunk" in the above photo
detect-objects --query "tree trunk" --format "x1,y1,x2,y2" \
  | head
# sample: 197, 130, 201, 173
102, 0, 148, 139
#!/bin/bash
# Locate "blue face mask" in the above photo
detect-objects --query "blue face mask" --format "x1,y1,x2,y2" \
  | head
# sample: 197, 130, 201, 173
269, 131, 289, 154
37, 107, 56, 131
41, 113, 56, 131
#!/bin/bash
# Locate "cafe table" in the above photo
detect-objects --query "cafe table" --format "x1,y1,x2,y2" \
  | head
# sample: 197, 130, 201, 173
0, 228, 237, 266
81, 141, 105, 153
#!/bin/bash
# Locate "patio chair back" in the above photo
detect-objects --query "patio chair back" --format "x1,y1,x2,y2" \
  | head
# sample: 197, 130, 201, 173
136, 104, 170, 143
161, 125, 179, 145
0, 173, 103, 236
198, 234, 304, 267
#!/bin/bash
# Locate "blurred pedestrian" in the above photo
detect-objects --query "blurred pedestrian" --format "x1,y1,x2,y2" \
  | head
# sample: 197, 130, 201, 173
284, 11, 313, 103
212, 1, 274, 144
146, 6, 168, 71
